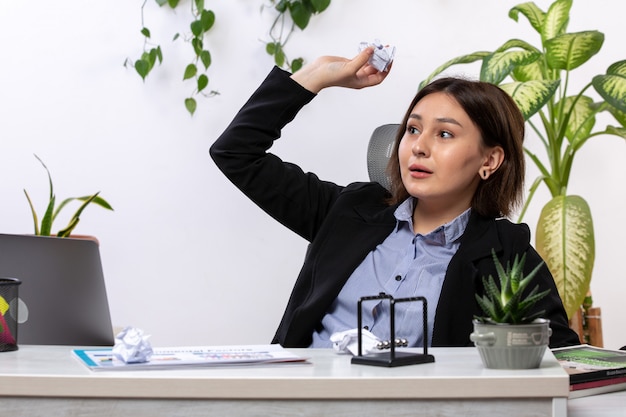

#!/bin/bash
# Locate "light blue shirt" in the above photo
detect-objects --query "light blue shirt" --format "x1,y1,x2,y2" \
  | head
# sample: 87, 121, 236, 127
310, 198, 470, 348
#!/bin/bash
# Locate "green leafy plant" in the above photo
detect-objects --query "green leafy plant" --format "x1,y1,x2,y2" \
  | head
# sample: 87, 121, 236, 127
125, 0, 217, 116
263, 0, 331, 72
475, 250, 551, 325
23, 155, 114, 238
421, 0, 626, 320
127, 0, 331, 114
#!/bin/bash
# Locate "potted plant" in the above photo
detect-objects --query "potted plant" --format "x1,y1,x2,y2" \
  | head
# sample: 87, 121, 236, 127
470, 250, 552, 369
23, 155, 113, 239
420, 0, 626, 332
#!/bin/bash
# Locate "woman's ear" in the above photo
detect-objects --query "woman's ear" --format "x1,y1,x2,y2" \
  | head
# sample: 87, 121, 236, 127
479, 146, 505, 180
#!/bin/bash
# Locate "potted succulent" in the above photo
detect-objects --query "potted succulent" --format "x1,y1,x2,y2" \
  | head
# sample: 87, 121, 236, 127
23, 155, 113, 239
470, 250, 552, 369
420, 0, 626, 328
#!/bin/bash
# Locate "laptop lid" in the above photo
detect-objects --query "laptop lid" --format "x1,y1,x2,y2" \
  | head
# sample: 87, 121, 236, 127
0, 233, 114, 346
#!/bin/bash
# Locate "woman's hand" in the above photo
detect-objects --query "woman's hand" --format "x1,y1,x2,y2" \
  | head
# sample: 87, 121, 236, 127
290, 47, 392, 94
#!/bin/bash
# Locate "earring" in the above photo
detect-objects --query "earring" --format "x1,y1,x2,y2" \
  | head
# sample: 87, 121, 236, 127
482, 170, 489, 179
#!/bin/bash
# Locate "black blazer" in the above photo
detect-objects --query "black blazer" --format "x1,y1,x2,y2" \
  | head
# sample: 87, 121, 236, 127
210, 67, 580, 349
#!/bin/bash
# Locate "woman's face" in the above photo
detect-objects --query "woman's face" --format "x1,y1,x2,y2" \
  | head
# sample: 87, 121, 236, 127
398, 91, 496, 214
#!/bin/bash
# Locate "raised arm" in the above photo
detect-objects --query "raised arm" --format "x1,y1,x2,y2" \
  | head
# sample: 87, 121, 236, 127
291, 47, 392, 94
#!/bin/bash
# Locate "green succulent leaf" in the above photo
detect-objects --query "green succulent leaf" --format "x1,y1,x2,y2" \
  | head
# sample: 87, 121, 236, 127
536, 195, 594, 319
592, 60, 626, 113
499, 80, 560, 120
476, 249, 549, 324
545, 31, 604, 71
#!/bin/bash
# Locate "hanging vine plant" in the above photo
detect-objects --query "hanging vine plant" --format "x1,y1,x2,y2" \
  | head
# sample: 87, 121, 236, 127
263, 0, 332, 72
125, 0, 217, 116
125, 0, 331, 115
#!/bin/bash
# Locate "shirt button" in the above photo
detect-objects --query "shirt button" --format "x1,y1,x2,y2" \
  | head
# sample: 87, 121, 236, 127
395, 275, 402, 281
363, 326, 369, 330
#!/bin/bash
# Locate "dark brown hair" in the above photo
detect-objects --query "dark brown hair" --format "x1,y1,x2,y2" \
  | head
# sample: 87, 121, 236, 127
386, 77, 525, 218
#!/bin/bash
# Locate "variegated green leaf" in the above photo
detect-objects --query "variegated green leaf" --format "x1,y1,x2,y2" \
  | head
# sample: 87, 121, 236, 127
606, 125, 626, 139
592, 60, 626, 113
559, 95, 595, 145
420, 52, 491, 89
512, 60, 546, 82
542, 0, 572, 43
509, 2, 546, 35
500, 80, 560, 120
545, 31, 604, 71
481, 50, 541, 84
607, 104, 626, 127
535, 195, 594, 319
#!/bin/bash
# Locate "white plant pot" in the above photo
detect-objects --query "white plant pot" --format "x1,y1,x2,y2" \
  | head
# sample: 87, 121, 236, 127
469, 318, 551, 369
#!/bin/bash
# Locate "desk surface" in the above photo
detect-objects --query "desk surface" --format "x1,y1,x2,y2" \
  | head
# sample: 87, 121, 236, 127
0, 345, 569, 400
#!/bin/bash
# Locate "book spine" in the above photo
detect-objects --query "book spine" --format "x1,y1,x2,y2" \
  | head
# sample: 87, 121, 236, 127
570, 367, 626, 384
571, 375, 626, 391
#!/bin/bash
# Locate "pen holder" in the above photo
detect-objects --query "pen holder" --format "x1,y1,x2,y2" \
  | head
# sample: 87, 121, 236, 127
0, 277, 21, 352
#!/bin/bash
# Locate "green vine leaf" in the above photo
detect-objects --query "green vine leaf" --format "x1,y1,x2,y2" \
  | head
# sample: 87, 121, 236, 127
185, 97, 197, 116
201, 9, 215, 31
183, 63, 197, 80
289, 1, 312, 30
310, 0, 331, 12
140, 27, 151, 38
197, 74, 208, 92
135, 59, 150, 81
190, 19, 204, 37
200, 50, 211, 69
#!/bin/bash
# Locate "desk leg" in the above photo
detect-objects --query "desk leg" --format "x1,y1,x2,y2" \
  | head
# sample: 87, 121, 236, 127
553, 397, 568, 417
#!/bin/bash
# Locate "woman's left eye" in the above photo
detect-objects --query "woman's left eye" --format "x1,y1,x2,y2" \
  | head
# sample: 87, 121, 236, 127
439, 131, 453, 139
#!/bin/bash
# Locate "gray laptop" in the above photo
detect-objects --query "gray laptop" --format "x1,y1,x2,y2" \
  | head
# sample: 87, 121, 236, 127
0, 233, 114, 346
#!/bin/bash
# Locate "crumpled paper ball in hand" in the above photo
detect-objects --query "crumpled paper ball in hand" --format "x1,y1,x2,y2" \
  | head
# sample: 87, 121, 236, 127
112, 326, 154, 363
330, 328, 381, 356
358, 39, 395, 72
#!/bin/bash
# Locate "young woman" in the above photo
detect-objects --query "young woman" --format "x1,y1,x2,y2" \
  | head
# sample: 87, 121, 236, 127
210, 47, 580, 349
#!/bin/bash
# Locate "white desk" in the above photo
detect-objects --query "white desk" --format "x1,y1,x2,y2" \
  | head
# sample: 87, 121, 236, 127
568, 390, 626, 417
0, 345, 570, 417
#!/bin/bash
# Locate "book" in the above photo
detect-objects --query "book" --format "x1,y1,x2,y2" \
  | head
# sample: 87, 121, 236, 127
552, 344, 626, 384
73, 344, 308, 371
569, 376, 626, 399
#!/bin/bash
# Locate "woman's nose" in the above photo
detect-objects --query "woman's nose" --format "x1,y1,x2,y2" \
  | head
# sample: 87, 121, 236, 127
412, 134, 429, 156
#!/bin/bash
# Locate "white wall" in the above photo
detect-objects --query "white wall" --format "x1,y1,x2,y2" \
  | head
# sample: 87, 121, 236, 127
0, 0, 623, 349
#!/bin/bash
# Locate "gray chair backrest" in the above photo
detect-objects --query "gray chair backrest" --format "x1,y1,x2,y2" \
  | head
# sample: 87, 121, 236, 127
366, 124, 401, 191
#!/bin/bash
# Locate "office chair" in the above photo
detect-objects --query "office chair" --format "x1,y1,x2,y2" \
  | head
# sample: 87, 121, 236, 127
366, 123, 401, 191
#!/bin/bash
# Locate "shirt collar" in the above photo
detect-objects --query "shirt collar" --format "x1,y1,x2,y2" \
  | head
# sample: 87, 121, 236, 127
393, 198, 471, 245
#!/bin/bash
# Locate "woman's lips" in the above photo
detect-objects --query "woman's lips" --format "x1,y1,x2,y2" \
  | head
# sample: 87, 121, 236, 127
409, 164, 432, 178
